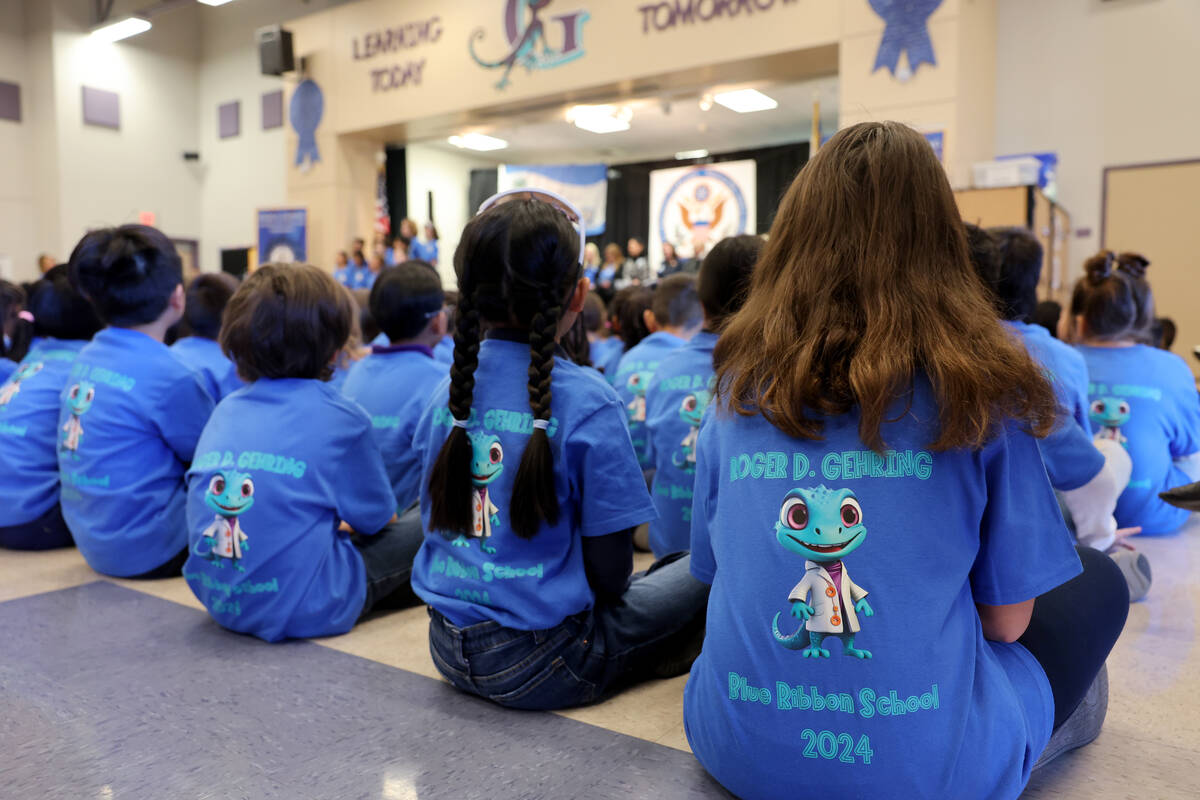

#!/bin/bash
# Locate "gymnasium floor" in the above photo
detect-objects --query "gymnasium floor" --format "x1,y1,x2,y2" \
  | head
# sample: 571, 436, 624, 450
2, 521, 1199, 799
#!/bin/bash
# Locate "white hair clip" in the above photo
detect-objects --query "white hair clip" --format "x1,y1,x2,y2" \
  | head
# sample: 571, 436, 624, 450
452, 419, 469, 429
532, 419, 550, 431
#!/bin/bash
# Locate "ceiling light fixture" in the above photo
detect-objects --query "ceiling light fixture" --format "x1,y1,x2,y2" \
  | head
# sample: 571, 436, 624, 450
448, 132, 509, 152
567, 104, 632, 134
713, 88, 778, 114
674, 149, 709, 160
698, 94, 714, 112
197, 0, 239, 6
89, 16, 152, 42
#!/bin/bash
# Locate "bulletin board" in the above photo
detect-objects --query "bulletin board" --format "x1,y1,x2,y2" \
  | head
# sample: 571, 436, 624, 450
1103, 159, 1200, 377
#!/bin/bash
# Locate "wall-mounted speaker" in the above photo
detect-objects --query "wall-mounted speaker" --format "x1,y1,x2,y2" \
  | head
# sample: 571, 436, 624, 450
257, 26, 294, 77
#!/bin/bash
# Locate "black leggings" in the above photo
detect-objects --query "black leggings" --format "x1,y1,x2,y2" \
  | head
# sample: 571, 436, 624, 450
1019, 546, 1129, 729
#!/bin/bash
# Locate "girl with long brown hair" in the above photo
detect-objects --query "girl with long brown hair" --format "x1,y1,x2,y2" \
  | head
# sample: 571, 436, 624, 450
682, 122, 1128, 799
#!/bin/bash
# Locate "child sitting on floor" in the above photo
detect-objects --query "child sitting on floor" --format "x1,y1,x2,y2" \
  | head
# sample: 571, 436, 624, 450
342, 261, 449, 511
644, 235, 760, 557
0, 266, 103, 549
611, 274, 703, 469
170, 273, 243, 403
684, 122, 1127, 799
412, 189, 709, 710
184, 263, 425, 642
60, 225, 215, 578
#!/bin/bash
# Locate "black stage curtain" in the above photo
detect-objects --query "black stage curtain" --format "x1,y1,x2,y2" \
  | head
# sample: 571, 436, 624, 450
385, 145, 407, 236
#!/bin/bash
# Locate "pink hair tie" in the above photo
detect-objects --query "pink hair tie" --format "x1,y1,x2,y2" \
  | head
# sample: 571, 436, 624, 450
18, 310, 34, 323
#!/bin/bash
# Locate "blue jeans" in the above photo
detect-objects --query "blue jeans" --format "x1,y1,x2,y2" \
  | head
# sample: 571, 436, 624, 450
0, 503, 74, 550
427, 552, 710, 710
355, 504, 425, 617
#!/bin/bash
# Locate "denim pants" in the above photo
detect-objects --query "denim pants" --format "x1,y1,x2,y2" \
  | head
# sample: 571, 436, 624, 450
427, 552, 710, 711
0, 503, 74, 550
355, 504, 425, 617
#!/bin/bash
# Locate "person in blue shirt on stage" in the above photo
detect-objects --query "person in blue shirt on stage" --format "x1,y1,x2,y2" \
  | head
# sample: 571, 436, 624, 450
0, 266, 103, 550
335, 247, 372, 290
342, 261, 449, 511
332, 250, 354, 287
58, 225, 216, 578
644, 235, 760, 557
170, 273, 243, 403
1066, 251, 1200, 536
184, 264, 425, 642
683, 123, 1127, 800
972, 226, 1150, 599
612, 274, 702, 469
410, 222, 440, 266
412, 188, 709, 711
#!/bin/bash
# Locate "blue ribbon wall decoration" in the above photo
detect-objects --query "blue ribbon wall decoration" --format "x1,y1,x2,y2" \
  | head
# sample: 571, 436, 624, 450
869, 0, 943, 81
290, 79, 324, 170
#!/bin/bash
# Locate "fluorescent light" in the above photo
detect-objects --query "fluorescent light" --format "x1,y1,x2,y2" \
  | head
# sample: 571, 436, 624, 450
90, 16, 151, 42
197, 0, 239, 5
675, 149, 709, 160
567, 104, 631, 135
713, 88, 778, 114
448, 133, 508, 152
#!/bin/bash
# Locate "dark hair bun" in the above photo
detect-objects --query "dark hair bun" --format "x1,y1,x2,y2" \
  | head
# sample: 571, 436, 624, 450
1117, 252, 1149, 279
1084, 251, 1116, 285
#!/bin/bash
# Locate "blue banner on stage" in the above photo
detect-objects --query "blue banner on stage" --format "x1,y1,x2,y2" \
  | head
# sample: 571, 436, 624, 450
498, 163, 608, 236
257, 208, 307, 265
869, 0, 943, 79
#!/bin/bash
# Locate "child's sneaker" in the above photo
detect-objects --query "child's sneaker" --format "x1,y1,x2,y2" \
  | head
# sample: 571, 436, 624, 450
1107, 546, 1152, 602
1034, 664, 1109, 770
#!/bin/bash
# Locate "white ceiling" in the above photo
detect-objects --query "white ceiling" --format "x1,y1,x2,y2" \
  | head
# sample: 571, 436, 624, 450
417, 76, 840, 166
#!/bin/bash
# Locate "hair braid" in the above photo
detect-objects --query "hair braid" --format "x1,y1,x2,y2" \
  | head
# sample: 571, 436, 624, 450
510, 298, 563, 538
428, 290, 483, 535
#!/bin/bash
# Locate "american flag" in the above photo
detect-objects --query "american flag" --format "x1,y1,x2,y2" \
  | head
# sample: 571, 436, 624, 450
374, 166, 390, 235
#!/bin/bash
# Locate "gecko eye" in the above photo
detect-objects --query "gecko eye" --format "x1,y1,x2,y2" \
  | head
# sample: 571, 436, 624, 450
780, 495, 809, 530
840, 497, 863, 527
1090, 399, 1105, 415
84, 387, 95, 403
681, 395, 697, 412
68, 384, 79, 399
1117, 401, 1130, 415
209, 475, 225, 496
489, 442, 503, 464
628, 374, 641, 389
240, 478, 254, 498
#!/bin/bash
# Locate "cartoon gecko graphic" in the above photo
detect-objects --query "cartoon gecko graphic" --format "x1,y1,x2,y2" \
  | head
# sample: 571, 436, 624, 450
197, 469, 254, 571
468, 0, 553, 90
1090, 397, 1130, 447
672, 389, 711, 473
61, 381, 95, 452
625, 371, 653, 424
772, 486, 876, 659
0, 362, 43, 407
453, 432, 503, 554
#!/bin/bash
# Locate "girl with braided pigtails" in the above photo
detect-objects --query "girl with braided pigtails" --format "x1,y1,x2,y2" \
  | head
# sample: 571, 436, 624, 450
410, 189, 710, 710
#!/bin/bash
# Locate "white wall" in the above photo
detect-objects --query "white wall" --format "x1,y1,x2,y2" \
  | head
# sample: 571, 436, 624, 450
405, 143, 495, 288
0, 0, 38, 280
995, 0, 1200, 277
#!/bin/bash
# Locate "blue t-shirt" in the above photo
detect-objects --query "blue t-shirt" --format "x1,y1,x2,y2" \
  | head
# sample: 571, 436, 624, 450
57, 328, 215, 577
684, 382, 1080, 800
0, 338, 88, 526
342, 344, 448, 510
0, 358, 15, 383
170, 336, 241, 403
334, 264, 372, 289
601, 342, 627, 384
410, 239, 438, 263
410, 337, 656, 631
589, 337, 623, 374
184, 378, 395, 642
1007, 322, 1104, 491
612, 332, 686, 468
433, 335, 454, 365
644, 331, 717, 556
1078, 344, 1200, 535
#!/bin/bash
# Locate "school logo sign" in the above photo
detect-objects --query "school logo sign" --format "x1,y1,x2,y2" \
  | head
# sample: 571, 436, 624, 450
470, 0, 590, 90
